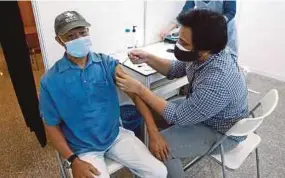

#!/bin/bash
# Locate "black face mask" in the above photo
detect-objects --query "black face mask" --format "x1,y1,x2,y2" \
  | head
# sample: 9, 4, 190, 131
174, 43, 199, 62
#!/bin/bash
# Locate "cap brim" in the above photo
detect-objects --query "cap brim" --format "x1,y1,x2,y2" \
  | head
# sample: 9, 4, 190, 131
57, 21, 91, 35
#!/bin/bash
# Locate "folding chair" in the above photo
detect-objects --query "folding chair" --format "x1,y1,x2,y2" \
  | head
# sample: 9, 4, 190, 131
239, 65, 260, 94
56, 151, 125, 178
183, 89, 279, 178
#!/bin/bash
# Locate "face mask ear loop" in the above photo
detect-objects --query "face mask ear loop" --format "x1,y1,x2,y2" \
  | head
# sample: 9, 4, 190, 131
176, 42, 191, 52
58, 35, 66, 45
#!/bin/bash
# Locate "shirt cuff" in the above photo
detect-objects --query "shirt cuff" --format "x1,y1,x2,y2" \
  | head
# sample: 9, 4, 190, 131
42, 117, 61, 126
162, 102, 177, 124
114, 59, 120, 65
166, 61, 177, 79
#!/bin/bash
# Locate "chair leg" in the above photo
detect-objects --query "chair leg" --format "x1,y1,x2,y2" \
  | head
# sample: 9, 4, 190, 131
34, 53, 39, 70
248, 89, 260, 94
255, 148, 260, 178
60, 171, 65, 178
183, 157, 200, 171
220, 144, 226, 178
183, 156, 205, 171
29, 49, 39, 71
183, 135, 228, 172
56, 152, 67, 178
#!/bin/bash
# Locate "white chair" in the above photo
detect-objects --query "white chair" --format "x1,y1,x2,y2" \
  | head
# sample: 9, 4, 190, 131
239, 65, 260, 94
183, 89, 279, 178
56, 151, 124, 178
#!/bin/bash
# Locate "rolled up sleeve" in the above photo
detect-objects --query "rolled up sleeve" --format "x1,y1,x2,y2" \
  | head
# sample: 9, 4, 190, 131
167, 60, 187, 79
39, 81, 61, 126
162, 80, 231, 125
100, 54, 119, 80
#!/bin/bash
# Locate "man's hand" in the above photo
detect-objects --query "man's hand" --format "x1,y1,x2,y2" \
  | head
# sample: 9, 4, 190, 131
128, 49, 150, 64
71, 158, 100, 178
159, 28, 171, 40
149, 132, 170, 162
159, 22, 178, 40
116, 69, 144, 94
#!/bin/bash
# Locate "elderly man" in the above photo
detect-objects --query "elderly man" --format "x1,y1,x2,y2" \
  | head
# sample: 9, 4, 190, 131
39, 11, 167, 178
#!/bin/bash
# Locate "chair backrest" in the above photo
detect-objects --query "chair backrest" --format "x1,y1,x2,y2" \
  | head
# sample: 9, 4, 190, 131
25, 33, 40, 49
226, 89, 279, 137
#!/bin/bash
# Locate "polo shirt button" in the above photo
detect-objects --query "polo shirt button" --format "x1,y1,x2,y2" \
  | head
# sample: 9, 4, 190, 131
84, 80, 87, 83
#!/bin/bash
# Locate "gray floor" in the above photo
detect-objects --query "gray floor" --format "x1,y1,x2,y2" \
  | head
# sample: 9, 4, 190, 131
0, 52, 60, 178
183, 73, 285, 178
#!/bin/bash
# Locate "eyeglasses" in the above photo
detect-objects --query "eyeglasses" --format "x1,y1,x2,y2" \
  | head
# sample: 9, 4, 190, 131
64, 28, 89, 41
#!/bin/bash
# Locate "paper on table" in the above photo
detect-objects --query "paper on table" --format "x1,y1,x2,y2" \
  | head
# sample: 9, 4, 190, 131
110, 43, 176, 75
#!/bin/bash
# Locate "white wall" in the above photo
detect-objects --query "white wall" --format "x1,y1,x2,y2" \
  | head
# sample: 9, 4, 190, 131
33, 0, 285, 82
32, 1, 144, 69
145, 0, 285, 82
33, 0, 185, 69
238, 0, 285, 82
145, 0, 185, 45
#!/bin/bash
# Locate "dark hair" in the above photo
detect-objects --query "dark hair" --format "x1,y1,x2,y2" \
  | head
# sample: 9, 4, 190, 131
177, 9, 228, 54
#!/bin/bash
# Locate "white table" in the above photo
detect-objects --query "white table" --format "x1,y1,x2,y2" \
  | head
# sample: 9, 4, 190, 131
111, 42, 188, 144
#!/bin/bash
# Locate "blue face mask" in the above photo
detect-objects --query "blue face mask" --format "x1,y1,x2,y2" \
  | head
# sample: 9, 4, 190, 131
64, 36, 92, 58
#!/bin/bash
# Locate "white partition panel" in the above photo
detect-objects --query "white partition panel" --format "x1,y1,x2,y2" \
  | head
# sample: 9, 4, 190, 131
32, 0, 144, 69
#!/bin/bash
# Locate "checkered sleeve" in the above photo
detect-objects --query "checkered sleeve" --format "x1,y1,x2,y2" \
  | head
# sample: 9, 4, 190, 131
167, 60, 187, 79
162, 79, 232, 125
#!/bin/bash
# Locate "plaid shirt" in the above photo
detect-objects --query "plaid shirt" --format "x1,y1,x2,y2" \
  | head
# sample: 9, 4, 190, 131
163, 49, 248, 141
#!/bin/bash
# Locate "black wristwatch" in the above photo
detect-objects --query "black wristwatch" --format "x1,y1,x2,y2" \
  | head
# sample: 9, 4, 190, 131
63, 154, 78, 169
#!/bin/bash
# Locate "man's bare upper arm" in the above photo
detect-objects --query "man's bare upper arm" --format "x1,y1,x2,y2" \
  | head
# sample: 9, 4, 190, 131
115, 65, 135, 99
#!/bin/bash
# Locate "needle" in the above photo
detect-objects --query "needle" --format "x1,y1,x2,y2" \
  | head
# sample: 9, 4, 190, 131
121, 57, 129, 64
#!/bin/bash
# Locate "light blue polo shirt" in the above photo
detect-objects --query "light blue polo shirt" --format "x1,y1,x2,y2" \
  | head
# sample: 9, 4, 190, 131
39, 52, 120, 154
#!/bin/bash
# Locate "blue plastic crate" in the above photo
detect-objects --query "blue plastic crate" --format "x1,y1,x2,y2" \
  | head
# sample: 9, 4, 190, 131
120, 105, 142, 138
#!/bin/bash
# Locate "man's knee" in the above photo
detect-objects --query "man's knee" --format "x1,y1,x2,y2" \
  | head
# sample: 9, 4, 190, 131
149, 161, 168, 178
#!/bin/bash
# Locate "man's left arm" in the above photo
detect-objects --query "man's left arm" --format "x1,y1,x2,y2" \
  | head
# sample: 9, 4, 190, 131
162, 80, 232, 125
121, 74, 232, 126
